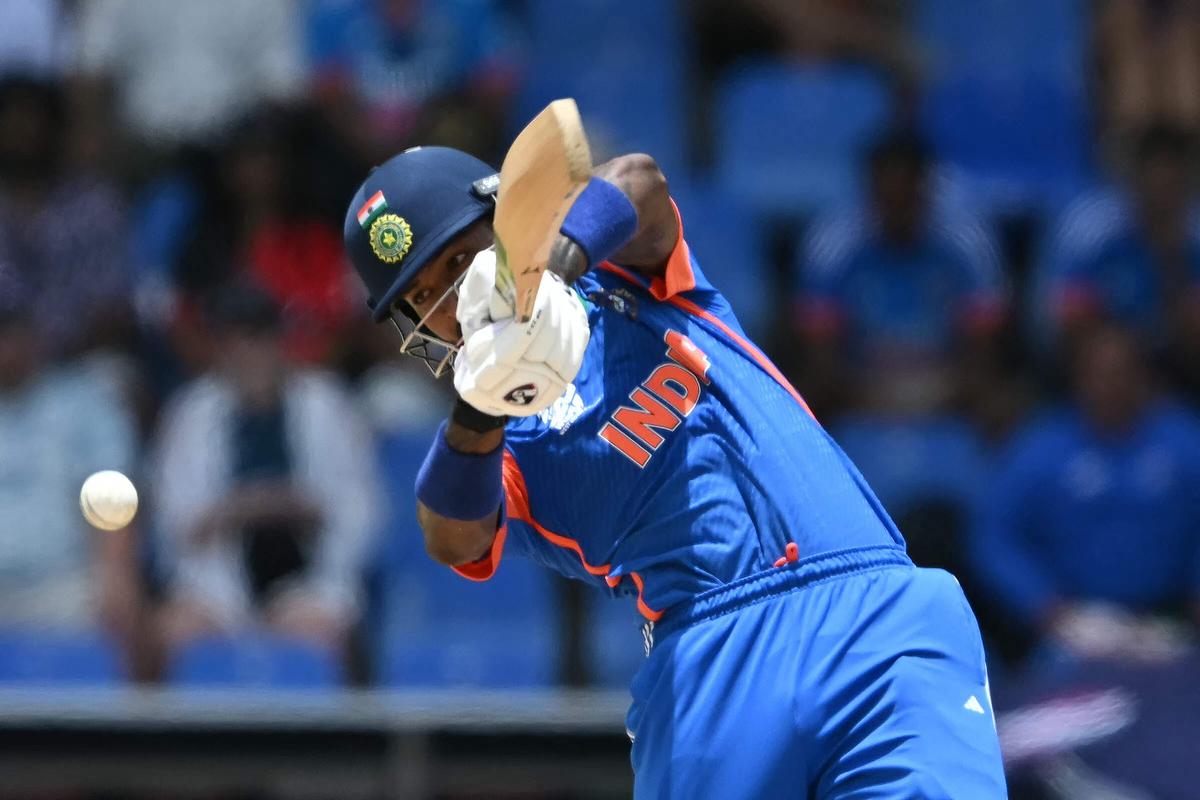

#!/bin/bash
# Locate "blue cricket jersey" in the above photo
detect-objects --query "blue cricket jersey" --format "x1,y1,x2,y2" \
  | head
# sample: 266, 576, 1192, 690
1042, 190, 1200, 346
972, 402, 1200, 623
454, 206, 904, 620
799, 208, 1005, 362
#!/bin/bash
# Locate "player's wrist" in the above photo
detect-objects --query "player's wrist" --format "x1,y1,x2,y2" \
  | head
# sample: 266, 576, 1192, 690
560, 177, 638, 270
450, 398, 507, 437
416, 420, 504, 520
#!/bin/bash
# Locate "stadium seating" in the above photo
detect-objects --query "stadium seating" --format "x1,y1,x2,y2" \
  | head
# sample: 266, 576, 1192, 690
376, 551, 559, 688
584, 591, 646, 689
830, 415, 988, 514
167, 634, 344, 688
832, 416, 989, 573
512, 0, 687, 176
670, 183, 773, 340
916, 0, 1086, 79
916, 0, 1092, 211
715, 63, 892, 218
0, 628, 122, 686
921, 76, 1090, 214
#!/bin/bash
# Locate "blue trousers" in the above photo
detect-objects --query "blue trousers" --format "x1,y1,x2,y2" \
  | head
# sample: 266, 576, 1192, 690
627, 546, 1007, 798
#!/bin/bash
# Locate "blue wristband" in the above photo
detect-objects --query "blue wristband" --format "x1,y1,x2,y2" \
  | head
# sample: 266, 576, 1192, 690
560, 177, 638, 269
414, 422, 504, 521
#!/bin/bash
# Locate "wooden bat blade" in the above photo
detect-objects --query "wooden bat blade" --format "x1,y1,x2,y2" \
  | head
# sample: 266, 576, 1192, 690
493, 98, 593, 322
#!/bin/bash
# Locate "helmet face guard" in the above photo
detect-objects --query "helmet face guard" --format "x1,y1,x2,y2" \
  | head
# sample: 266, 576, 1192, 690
383, 272, 466, 378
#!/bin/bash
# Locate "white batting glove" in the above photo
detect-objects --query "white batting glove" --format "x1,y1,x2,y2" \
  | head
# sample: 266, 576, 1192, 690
455, 246, 516, 338
453, 247, 590, 417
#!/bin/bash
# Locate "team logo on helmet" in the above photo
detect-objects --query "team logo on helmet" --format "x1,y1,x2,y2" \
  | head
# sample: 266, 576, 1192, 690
369, 213, 413, 264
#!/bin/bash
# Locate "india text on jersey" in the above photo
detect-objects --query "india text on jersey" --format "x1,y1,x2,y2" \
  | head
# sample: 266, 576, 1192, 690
599, 330, 711, 467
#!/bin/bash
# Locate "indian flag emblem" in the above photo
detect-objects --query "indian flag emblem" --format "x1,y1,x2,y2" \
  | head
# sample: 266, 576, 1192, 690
357, 190, 388, 229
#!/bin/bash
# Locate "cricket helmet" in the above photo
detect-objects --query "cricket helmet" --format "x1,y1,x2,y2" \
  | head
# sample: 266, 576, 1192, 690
343, 146, 498, 323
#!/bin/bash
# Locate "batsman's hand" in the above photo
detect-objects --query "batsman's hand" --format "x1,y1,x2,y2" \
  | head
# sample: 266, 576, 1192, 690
453, 247, 590, 417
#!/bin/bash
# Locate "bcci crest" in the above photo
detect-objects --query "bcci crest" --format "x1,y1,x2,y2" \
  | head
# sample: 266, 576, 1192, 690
369, 213, 413, 264
588, 288, 638, 320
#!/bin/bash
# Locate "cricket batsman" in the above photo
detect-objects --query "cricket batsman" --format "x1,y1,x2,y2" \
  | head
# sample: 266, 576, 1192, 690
342, 143, 1007, 797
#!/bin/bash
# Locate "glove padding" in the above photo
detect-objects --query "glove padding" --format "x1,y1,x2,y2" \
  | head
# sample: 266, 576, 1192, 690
453, 247, 590, 417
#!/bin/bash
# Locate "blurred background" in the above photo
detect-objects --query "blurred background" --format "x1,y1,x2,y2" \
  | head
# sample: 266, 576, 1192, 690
0, 0, 1198, 798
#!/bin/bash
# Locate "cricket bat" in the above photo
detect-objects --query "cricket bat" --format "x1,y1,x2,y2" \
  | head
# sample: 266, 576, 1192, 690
493, 98, 593, 323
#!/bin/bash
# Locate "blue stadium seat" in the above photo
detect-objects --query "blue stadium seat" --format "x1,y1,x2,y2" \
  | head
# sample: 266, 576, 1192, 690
715, 63, 892, 218
518, 0, 682, 62
377, 552, 559, 688
513, 0, 687, 176
584, 592, 645, 689
670, 183, 773, 340
374, 427, 436, 565
381, 617, 556, 688
830, 415, 987, 515
0, 629, 122, 685
920, 75, 1090, 214
167, 634, 343, 688
916, 0, 1086, 80
915, 0, 1092, 211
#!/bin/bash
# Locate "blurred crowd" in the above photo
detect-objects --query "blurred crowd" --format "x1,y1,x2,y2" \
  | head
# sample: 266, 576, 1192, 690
0, 0, 1196, 724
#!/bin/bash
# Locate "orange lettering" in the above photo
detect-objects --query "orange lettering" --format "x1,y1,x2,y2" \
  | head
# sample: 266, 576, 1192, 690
644, 363, 702, 417
665, 330, 711, 383
612, 388, 680, 448
599, 422, 652, 467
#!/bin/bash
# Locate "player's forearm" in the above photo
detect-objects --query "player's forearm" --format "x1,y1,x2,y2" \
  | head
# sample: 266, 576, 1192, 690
416, 502, 498, 565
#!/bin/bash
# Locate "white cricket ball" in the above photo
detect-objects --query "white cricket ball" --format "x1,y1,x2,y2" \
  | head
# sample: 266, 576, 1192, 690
80, 470, 138, 531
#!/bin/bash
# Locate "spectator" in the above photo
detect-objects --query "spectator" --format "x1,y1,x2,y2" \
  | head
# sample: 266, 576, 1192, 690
1040, 124, 1200, 393
152, 283, 382, 664
72, 0, 302, 167
305, 0, 520, 163
689, 0, 917, 167
0, 74, 133, 358
971, 326, 1200, 663
1095, 0, 1200, 149
0, 267, 142, 668
795, 131, 1007, 418
691, 0, 917, 82
166, 109, 361, 373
